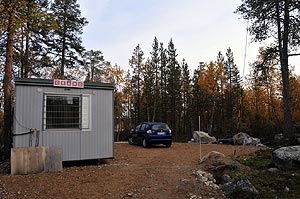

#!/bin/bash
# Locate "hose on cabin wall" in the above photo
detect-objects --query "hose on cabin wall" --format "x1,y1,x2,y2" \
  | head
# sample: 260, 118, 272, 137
13, 128, 40, 147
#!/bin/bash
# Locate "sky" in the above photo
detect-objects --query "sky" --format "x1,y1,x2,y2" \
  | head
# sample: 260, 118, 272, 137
77, 0, 300, 77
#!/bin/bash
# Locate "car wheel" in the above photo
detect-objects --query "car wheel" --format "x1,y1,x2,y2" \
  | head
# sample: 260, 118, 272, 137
165, 142, 172, 148
128, 137, 134, 145
142, 138, 148, 148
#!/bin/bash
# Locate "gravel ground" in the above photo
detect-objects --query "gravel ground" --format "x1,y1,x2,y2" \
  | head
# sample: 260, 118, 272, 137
0, 143, 265, 199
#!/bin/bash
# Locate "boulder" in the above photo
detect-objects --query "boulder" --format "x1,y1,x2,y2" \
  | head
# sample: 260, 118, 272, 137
200, 151, 226, 164
233, 132, 261, 146
192, 131, 216, 144
272, 145, 300, 170
220, 179, 259, 199
199, 151, 245, 172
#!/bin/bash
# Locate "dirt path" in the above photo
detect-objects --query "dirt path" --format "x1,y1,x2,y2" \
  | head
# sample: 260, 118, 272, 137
0, 143, 264, 199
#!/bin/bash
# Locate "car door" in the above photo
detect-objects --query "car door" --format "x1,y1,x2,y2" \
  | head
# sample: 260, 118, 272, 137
136, 123, 147, 144
131, 124, 141, 143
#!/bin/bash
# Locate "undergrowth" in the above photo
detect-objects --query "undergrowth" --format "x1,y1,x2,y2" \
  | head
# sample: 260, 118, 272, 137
238, 149, 300, 199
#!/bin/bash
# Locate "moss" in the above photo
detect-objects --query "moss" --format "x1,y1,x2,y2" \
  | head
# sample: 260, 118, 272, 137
239, 149, 273, 169
237, 149, 300, 199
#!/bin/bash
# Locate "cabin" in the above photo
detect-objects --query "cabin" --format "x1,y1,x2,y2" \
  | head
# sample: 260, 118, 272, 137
13, 78, 114, 161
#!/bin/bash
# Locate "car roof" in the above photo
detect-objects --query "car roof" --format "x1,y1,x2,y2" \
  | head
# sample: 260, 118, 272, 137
142, 122, 167, 126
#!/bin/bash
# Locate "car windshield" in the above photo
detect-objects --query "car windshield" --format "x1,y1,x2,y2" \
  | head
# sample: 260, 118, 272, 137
152, 124, 169, 131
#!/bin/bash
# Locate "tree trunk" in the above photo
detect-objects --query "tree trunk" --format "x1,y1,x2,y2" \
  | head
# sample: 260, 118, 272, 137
1, 12, 15, 160
24, 29, 30, 77
282, 0, 292, 138
276, 0, 293, 139
152, 63, 158, 122
61, 35, 66, 79
137, 66, 141, 124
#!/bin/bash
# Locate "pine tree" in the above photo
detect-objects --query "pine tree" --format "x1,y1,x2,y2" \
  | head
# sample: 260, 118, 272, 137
129, 44, 144, 124
0, 0, 19, 159
236, 0, 300, 139
166, 39, 181, 136
122, 71, 134, 130
224, 48, 241, 133
224, 48, 240, 90
180, 59, 191, 137
13, 0, 54, 78
142, 59, 155, 122
82, 50, 105, 82
149, 37, 160, 121
216, 51, 226, 133
158, 42, 168, 122
191, 62, 206, 132
49, 0, 88, 79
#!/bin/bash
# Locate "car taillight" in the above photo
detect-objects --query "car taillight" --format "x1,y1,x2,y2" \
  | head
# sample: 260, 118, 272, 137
147, 130, 152, 135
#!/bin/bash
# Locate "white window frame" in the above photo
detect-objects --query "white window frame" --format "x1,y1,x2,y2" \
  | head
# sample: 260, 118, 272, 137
81, 94, 92, 131
43, 93, 92, 131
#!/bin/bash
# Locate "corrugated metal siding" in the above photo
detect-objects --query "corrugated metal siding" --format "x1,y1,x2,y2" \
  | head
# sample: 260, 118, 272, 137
13, 85, 44, 147
80, 89, 114, 160
42, 131, 81, 161
13, 80, 114, 161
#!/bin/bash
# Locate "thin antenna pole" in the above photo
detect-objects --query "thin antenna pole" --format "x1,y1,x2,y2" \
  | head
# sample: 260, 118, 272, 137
199, 115, 201, 132
199, 115, 202, 160
242, 21, 249, 80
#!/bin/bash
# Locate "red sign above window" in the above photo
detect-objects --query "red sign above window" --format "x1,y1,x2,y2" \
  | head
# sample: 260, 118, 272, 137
53, 79, 84, 88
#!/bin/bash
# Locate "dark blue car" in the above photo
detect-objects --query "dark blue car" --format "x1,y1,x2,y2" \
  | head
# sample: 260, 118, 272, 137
128, 122, 172, 148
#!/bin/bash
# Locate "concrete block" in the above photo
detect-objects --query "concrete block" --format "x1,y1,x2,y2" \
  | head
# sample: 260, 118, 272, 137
11, 146, 62, 175
45, 147, 63, 172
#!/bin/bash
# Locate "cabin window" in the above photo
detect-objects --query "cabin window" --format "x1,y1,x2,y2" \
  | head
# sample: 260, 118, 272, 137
44, 95, 81, 129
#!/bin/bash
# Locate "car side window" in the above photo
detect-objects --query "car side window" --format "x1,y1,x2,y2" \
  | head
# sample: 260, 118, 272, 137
140, 124, 147, 131
145, 124, 149, 130
135, 124, 141, 131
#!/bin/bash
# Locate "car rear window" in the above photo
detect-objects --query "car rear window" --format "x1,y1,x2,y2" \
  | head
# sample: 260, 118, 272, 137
152, 124, 170, 131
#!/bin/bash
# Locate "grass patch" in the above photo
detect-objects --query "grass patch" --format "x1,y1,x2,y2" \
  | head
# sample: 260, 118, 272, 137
239, 149, 273, 169
237, 149, 300, 199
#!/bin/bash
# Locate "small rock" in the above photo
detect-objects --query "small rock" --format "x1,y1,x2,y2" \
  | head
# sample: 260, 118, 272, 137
220, 174, 232, 184
267, 168, 279, 173
126, 192, 137, 198
193, 169, 219, 190
188, 194, 198, 199
181, 179, 190, 183
284, 186, 290, 192
202, 177, 208, 182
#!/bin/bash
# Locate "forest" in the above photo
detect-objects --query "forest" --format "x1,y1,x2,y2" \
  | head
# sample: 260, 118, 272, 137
1, 0, 300, 159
